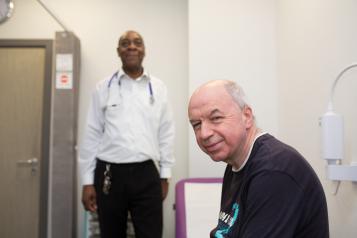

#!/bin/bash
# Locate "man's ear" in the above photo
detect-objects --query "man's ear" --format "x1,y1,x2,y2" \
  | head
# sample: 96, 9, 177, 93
242, 106, 254, 128
116, 47, 120, 57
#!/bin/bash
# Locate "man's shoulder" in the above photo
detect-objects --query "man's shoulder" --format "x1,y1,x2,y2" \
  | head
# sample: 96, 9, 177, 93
94, 74, 116, 91
254, 134, 304, 161
148, 75, 169, 95
149, 75, 166, 86
250, 134, 322, 189
248, 134, 310, 176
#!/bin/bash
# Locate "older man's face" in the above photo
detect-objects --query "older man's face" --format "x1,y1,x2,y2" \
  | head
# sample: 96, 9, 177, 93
188, 84, 250, 164
117, 31, 145, 70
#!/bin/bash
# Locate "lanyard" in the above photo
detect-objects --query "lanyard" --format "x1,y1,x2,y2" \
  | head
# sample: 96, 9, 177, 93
107, 71, 155, 105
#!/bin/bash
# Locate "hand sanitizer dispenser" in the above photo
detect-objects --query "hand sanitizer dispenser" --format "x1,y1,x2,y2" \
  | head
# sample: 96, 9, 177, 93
320, 110, 343, 162
320, 63, 357, 185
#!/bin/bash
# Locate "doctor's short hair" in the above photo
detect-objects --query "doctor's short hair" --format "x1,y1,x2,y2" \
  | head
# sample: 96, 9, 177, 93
118, 30, 144, 45
223, 80, 251, 110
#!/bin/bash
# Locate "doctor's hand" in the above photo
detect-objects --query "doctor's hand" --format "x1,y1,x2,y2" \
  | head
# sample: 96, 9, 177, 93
82, 185, 97, 212
161, 179, 169, 201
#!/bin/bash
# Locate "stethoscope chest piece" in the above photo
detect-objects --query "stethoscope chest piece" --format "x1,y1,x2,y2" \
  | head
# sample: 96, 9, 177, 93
150, 95, 155, 105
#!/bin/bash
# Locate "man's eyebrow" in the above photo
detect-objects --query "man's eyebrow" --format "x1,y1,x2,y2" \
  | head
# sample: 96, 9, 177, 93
209, 108, 221, 116
189, 119, 199, 124
121, 36, 142, 41
189, 108, 222, 124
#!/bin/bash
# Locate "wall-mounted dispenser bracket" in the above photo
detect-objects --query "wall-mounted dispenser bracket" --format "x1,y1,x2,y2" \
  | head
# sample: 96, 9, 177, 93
327, 163, 357, 181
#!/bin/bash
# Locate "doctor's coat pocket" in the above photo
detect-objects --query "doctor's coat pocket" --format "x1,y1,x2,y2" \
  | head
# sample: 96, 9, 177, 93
104, 103, 123, 119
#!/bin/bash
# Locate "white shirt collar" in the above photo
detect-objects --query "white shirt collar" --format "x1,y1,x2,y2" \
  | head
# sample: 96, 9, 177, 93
118, 69, 150, 81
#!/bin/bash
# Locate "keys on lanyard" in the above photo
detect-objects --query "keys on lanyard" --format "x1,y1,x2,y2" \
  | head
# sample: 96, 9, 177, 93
103, 164, 111, 195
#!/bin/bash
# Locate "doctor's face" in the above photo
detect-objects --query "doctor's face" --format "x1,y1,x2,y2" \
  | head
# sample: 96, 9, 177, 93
117, 31, 145, 70
188, 84, 251, 164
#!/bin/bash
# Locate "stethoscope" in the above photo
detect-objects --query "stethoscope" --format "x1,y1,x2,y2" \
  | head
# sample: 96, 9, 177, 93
107, 71, 155, 105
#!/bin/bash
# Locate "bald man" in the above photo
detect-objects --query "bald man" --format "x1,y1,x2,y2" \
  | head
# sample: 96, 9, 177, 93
188, 80, 329, 238
79, 30, 175, 238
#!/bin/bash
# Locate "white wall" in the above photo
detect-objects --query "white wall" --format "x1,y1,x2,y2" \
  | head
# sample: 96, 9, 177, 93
277, 1, 357, 237
0, 0, 188, 237
188, 0, 279, 177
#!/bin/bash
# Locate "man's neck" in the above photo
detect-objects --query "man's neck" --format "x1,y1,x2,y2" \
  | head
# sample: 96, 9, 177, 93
231, 127, 261, 170
122, 66, 143, 79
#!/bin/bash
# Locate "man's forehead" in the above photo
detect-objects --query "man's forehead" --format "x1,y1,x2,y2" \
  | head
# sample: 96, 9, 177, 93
189, 86, 236, 115
189, 95, 227, 116
120, 31, 142, 40
191, 85, 228, 105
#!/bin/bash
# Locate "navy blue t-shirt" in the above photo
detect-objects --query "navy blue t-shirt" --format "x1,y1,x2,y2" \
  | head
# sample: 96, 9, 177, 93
210, 134, 329, 238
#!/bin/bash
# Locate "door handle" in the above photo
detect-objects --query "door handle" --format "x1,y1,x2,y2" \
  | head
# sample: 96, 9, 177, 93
17, 158, 38, 165
17, 158, 39, 175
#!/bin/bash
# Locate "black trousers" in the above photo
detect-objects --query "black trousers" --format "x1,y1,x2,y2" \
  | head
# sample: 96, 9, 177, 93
94, 159, 163, 238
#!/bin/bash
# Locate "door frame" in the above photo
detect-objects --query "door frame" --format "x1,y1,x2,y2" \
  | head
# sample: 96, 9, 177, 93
0, 39, 52, 238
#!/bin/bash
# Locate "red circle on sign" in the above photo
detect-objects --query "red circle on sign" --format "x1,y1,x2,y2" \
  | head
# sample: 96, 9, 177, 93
61, 74, 68, 83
